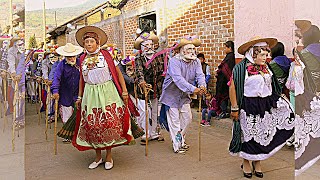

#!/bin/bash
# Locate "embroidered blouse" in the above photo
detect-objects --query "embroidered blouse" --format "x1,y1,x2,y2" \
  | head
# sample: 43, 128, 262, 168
82, 53, 118, 85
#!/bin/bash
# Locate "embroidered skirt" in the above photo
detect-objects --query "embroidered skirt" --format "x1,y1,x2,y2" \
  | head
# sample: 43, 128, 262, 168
72, 80, 133, 151
236, 94, 294, 160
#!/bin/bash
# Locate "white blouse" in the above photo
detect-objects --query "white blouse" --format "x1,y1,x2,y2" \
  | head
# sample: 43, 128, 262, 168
244, 69, 273, 98
82, 53, 119, 85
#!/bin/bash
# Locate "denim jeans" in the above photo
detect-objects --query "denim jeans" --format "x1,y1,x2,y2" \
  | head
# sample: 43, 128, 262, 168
202, 108, 217, 122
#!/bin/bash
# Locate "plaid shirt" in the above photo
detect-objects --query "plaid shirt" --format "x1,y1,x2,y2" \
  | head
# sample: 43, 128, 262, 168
135, 54, 164, 100
0, 49, 8, 70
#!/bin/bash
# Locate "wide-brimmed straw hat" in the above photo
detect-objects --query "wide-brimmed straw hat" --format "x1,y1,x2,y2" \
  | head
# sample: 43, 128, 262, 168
56, 43, 83, 57
174, 35, 201, 50
75, 26, 107, 47
238, 36, 278, 55
295, 20, 312, 34
134, 31, 159, 50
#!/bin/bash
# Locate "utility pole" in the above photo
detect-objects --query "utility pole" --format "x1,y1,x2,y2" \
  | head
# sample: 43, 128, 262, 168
9, 0, 13, 35
43, 0, 47, 50
54, 11, 57, 27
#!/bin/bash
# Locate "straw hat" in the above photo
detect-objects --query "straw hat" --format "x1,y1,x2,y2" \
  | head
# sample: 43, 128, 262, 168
134, 31, 159, 50
56, 43, 83, 57
174, 35, 201, 50
101, 43, 116, 50
238, 36, 278, 55
75, 26, 107, 47
295, 20, 312, 34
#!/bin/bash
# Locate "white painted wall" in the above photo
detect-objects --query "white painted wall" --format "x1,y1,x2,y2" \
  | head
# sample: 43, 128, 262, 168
234, 0, 294, 58
295, 0, 320, 27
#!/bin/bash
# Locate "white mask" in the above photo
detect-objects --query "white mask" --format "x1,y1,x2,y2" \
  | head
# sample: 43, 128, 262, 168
141, 40, 155, 58
180, 44, 197, 62
16, 40, 25, 53
38, 54, 44, 61
2, 40, 9, 49
49, 54, 58, 64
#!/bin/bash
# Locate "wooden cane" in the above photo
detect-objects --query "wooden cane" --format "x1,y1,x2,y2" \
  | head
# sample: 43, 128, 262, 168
198, 95, 202, 161
134, 83, 138, 106
144, 87, 149, 157
0, 80, 3, 118
38, 80, 42, 123
12, 80, 18, 152
45, 83, 50, 140
140, 84, 153, 157
3, 76, 7, 132
54, 98, 58, 155
35, 80, 40, 125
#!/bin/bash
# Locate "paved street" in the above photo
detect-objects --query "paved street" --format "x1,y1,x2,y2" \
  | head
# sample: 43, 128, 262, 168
0, 113, 25, 180
24, 101, 297, 180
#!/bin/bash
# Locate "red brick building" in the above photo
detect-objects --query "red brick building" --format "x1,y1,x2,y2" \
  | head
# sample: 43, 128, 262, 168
51, 0, 235, 91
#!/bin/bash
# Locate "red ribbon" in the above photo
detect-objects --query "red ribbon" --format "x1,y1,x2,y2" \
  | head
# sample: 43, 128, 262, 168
145, 43, 179, 76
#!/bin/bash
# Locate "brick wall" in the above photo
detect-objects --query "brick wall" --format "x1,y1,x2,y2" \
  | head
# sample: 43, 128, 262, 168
122, 0, 156, 12
158, 0, 234, 92
67, 0, 235, 92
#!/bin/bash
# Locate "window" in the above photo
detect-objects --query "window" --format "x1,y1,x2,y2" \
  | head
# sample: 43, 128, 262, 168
139, 12, 156, 32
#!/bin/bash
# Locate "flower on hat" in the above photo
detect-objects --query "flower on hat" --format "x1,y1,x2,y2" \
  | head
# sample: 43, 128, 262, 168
140, 32, 150, 41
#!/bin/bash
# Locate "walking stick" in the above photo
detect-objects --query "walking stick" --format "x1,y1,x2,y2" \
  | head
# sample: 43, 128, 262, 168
0, 79, 3, 119
35, 79, 39, 124
12, 80, 18, 152
141, 84, 153, 157
45, 82, 50, 140
134, 83, 138, 106
198, 95, 202, 161
3, 76, 7, 132
38, 78, 42, 125
54, 98, 58, 155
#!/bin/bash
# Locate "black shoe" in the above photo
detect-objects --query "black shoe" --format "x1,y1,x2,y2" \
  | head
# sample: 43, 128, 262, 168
252, 162, 263, 178
218, 113, 226, 119
241, 164, 253, 178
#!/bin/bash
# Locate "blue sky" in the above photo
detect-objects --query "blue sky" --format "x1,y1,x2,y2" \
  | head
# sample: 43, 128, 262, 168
25, 0, 90, 11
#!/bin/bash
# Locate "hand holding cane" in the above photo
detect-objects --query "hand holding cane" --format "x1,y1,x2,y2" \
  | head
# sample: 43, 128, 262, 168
197, 86, 206, 161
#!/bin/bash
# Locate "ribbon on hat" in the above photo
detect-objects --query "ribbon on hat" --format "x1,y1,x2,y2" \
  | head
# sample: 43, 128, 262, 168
184, 35, 198, 41
145, 42, 179, 76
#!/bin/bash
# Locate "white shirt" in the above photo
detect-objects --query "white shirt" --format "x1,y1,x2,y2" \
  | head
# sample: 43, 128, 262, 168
244, 69, 273, 98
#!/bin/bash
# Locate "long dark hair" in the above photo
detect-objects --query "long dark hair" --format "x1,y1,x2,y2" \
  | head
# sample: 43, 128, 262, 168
224, 41, 234, 52
271, 42, 285, 59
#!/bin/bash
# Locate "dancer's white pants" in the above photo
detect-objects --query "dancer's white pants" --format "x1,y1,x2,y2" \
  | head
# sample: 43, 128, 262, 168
166, 104, 192, 152
130, 95, 159, 139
